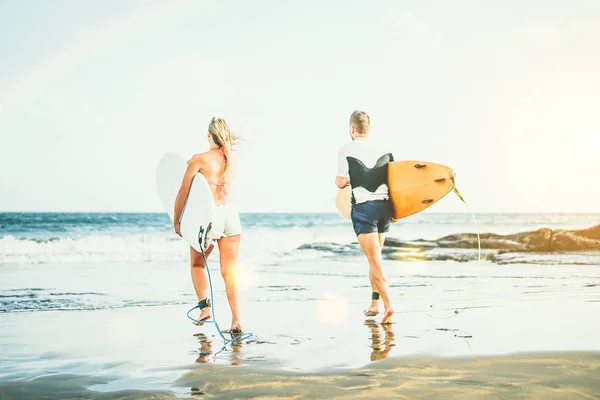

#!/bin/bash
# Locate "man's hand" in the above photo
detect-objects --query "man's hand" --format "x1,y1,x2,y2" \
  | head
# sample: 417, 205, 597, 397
335, 176, 350, 189
391, 218, 399, 224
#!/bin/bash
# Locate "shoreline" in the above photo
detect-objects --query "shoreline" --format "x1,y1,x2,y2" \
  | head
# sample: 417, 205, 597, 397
1, 351, 598, 399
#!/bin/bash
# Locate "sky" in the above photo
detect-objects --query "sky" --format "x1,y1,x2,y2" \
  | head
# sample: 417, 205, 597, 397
0, 0, 599, 213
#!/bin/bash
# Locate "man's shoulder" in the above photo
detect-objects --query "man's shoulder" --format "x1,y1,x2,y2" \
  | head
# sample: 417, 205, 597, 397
354, 138, 391, 153
338, 140, 355, 153
367, 138, 393, 156
338, 138, 392, 155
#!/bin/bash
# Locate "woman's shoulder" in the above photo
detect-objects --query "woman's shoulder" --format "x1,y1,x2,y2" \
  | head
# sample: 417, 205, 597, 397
186, 152, 210, 164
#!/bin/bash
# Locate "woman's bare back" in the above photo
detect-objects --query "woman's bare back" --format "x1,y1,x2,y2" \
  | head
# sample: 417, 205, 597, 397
189, 149, 237, 204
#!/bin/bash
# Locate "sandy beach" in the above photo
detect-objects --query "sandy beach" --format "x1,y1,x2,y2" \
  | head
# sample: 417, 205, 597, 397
1, 257, 599, 399
2, 212, 599, 399
3, 0, 600, 397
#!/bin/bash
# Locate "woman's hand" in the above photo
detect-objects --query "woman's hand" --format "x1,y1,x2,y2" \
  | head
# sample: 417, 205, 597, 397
174, 222, 182, 237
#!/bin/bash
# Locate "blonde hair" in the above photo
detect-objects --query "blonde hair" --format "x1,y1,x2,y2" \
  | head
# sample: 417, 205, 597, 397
349, 110, 370, 135
208, 117, 239, 183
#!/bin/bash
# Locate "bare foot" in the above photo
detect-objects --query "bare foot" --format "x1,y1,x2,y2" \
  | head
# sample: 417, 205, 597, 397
364, 300, 380, 317
230, 321, 243, 334
194, 307, 212, 326
380, 309, 394, 325
364, 306, 380, 317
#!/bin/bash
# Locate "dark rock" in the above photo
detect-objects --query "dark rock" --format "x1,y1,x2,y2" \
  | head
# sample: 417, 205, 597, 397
384, 224, 600, 253
552, 225, 600, 251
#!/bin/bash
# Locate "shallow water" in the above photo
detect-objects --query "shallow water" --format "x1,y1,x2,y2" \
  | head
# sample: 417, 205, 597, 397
1, 212, 599, 398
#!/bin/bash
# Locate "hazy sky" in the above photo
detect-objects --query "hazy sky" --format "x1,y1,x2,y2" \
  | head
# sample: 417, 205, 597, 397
1, 0, 599, 213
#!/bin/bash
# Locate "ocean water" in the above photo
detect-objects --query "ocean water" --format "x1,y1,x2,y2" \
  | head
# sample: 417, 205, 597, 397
2, 212, 599, 264
1, 212, 599, 315
1, 211, 599, 399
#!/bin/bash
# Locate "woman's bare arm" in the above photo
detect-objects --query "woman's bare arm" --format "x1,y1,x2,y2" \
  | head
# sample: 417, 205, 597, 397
173, 155, 204, 236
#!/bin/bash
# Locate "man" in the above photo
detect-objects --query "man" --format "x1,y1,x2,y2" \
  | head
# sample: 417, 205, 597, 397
336, 110, 395, 324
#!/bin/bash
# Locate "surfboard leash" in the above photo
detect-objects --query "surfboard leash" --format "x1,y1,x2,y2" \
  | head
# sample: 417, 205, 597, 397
415, 185, 481, 320
186, 232, 253, 351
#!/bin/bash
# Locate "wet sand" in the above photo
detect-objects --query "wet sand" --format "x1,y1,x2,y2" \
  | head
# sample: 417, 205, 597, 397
2, 345, 599, 399
175, 352, 600, 399
1, 302, 599, 398
1, 261, 599, 399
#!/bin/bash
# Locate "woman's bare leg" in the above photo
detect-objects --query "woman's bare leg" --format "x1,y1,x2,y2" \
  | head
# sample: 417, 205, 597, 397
217, 235, 242, 331
190, 244, 214, 324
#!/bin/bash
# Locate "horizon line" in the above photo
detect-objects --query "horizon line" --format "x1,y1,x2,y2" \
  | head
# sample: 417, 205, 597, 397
1, 210, 600, 215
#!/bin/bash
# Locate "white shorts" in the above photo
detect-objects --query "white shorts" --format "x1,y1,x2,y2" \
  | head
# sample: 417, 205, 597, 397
210, 203, 242, 241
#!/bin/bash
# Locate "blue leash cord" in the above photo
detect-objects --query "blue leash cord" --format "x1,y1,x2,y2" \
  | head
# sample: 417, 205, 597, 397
186, 236, 252, 347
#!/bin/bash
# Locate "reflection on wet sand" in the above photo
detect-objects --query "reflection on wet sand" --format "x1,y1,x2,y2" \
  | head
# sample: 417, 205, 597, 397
364, 319, 395, 362
193, 332, 243, 366
178, 352, 600, 399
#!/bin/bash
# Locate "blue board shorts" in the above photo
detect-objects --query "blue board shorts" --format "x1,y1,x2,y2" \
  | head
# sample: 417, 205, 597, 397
351, 200, 393, 237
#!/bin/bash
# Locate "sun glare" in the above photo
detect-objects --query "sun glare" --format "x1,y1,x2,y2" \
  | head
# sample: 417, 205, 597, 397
316, 293, 349, 325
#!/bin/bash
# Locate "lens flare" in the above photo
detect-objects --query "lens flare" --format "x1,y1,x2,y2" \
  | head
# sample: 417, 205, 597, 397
578, 132, 600, 161
316, 293, 349, 325
234, 262, 257, 290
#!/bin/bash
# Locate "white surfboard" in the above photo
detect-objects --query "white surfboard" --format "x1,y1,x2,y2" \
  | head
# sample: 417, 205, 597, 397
156, 152, 214, 252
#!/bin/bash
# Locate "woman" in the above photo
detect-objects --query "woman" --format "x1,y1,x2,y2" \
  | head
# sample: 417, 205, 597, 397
173, 117, 243, 334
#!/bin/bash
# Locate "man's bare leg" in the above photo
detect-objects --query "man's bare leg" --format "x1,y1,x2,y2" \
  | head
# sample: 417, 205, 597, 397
358, 232, 394, 324
364, 232, 387, 317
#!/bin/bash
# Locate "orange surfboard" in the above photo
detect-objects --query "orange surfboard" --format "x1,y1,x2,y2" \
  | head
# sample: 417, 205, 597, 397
335, 161, 455, 220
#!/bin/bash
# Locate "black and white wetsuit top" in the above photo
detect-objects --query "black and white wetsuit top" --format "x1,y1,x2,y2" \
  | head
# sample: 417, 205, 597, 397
336, 136, 394, 205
